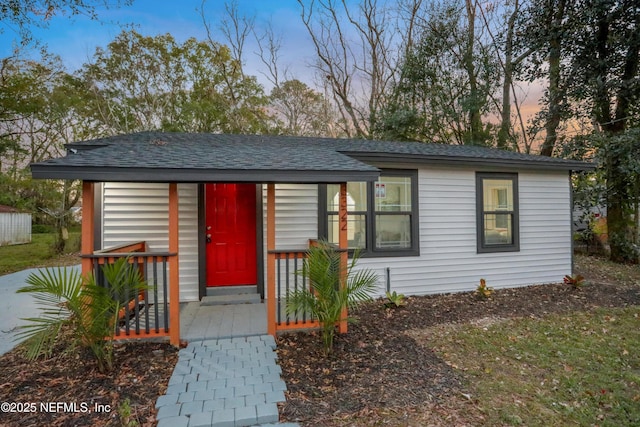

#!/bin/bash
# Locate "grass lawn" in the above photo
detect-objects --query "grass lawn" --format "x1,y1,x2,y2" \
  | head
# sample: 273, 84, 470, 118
0, 232, 80, 276
420, 306, 640, 426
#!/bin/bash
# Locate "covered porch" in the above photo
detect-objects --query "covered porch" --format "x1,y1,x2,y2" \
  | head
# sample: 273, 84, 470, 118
79, 180, 364, 346
31, 132, 382, 346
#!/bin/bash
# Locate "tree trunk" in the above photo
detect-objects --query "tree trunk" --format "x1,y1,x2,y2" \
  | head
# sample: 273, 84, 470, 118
540, 0, 566, 157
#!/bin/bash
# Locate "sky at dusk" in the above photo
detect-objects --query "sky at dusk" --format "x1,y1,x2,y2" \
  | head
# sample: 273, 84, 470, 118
0, 0, 543, 119
0, 0, 316, 89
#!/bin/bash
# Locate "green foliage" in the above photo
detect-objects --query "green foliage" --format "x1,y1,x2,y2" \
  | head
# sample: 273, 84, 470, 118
16, 258, 148, 372
117, 398, 139, 427
384, 291, 406, 308
475, 278, 493, 299
79, 29, 269, 134
377, 1, 499, 146
285, 240, 378, 354
0, 232, 79, 276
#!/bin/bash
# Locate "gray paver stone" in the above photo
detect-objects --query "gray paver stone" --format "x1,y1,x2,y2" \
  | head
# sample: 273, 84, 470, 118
214, 387, 234, 399
245, 393, 266, 406
156, 404, 181, 420
233, 385, 254, 397
191, 364, 210, 376
245, 375, 264, 386
260, 335, 276, 348
187, 380, 209, 392
180, 400, 204, 416
226, 377, 245, 388
269, 365, 282, 374
262, 373, 282, 383
203, 398, 225, 412
174, 361, 192, 375
187, 410, 214, 427
256, 403, 279, 424
271, 381, 287, 392
211, 408, 235, 427
253, 382, 273, 394
207, 379, 227, 391
165, 383, 187, 395
234, 405, 257, 426
223, 396, 245, 409
157, 415, 189, 427
252, 366, 270, 376
196, 372, 216, 382
155, 394, 179, 408
183, 373, 199, 383
178, 391, 195, 403
168, 374, 185, 385
194, 390, 215, 401
265, 390, 286, 404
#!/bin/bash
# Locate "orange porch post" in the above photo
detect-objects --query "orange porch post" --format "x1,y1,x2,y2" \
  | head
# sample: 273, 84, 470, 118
168, 183, 181, 346
81, 181, 95, 277
338, 182, 348, 334
266, 183, 276, 336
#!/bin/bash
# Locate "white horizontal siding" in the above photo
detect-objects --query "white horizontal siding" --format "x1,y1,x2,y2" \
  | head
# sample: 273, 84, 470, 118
102, 183, 199, 302
262, 183, 318, 299
0, 213, 31, 245
357, 167, 572, 296
263, 184, 318, 250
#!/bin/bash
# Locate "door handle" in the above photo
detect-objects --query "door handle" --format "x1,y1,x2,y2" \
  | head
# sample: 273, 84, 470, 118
206, 233, 212, 244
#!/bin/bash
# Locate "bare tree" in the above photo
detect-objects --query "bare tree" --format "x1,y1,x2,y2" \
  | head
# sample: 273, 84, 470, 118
297, 0, 407, 138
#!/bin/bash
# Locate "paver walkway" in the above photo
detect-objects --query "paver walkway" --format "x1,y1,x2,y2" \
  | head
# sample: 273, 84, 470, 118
156, 335, 299, 427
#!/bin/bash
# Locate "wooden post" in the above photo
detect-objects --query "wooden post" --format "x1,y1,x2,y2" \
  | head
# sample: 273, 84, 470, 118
338, 182, 348, 334
81, 181, 95, 278
168, 183, 181, 346
266, 183, 276, 336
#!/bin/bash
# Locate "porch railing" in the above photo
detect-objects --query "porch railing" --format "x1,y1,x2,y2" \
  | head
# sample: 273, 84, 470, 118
82, 241, 177, 339
271, 249, 320, 331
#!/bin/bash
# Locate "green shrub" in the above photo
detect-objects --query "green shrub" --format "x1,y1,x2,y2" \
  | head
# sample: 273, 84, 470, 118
286, 240, 378, 354
16, 258, 148, 372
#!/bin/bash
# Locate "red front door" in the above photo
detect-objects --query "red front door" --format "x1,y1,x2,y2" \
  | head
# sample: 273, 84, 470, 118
205, 183, 257, 286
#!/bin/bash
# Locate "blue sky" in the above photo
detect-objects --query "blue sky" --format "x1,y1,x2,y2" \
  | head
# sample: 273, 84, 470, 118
0, 0, 314, 88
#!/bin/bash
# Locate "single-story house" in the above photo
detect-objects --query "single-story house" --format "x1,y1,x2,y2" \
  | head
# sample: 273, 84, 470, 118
30, 132, 593, 344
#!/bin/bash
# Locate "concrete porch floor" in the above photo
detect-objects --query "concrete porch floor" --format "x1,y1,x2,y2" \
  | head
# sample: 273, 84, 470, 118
179, 302, 268, 342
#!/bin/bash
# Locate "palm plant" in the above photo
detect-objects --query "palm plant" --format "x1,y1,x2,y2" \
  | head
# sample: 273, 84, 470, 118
16, 257, 148, 372
285, 240, 378, 354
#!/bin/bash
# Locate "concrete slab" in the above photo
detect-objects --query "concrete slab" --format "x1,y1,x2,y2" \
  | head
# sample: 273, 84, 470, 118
180, 302, 267, 342
0, 265, 81, 356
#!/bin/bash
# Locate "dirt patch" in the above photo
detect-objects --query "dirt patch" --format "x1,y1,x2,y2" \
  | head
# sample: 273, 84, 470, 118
0, 255, 637, 426
277, 255, 640, 426
0, 338, 178, 426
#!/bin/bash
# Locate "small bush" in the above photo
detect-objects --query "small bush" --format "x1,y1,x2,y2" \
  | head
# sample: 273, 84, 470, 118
563, 274, 586, 288
476, 278, 494, 299
32, 224, 54, 234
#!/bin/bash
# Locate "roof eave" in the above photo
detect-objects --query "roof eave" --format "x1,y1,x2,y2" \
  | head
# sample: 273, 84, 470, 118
29, 164, 381, 183
344, 152, 596, 172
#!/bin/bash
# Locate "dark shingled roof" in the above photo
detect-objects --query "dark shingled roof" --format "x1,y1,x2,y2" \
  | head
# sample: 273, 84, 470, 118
30, 132, 593, 183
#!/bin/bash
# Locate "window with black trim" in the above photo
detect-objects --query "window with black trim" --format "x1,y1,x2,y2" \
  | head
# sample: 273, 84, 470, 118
320, 170, 419, 257
476, 172, 519, 253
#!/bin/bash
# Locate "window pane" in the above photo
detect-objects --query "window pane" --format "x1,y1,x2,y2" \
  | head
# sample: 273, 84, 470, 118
483, 213, 513, 245
483, 179, 513, 211
328, 214, 366, 249
327, 182, 367, 211
375, 214, 411, 249
375, 176, 411, 212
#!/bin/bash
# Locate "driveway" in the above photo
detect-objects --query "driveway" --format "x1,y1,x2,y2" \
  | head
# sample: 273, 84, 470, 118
0, 265, 81, 356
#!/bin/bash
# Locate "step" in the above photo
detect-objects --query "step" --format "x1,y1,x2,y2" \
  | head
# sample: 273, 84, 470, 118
201, 293, 262, 306
206, 285, 258, 297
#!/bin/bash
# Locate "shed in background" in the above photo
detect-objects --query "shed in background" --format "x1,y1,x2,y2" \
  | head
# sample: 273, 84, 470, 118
0, 205, 32, 246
